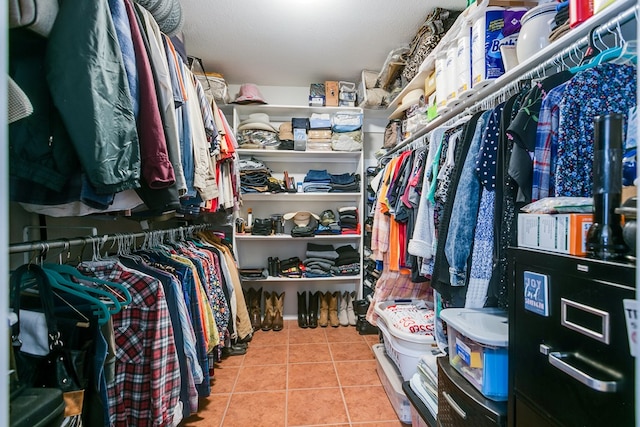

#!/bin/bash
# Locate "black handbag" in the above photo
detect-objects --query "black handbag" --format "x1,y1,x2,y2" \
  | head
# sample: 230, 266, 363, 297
10, 264, 88, 419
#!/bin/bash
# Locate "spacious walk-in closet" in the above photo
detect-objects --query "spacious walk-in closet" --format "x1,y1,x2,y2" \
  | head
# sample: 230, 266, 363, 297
4, 0, 639, 426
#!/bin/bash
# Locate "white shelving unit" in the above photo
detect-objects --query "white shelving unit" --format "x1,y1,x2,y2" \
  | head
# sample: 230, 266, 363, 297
232, 104, 365, 319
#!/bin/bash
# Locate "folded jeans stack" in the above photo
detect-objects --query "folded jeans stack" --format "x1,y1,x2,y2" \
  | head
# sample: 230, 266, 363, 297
302, 169, 332, 193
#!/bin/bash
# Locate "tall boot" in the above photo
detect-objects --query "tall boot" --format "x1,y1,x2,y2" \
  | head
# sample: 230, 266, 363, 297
329, 291, 340, 327
308, 291, 319, 328
261, 291, 274, 331
318, 292, 330, 327
272, 292, 285, 332
297, 291, 309, 328
338, 291, 349, 326
347, 291, 357, 326
250, 287, 263, 331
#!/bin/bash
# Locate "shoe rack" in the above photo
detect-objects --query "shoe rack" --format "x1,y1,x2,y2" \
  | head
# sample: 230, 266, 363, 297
232, 104, 365, 320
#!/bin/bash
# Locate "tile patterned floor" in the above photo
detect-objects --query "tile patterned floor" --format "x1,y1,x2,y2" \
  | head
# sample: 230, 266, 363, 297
181, 320, 406, 427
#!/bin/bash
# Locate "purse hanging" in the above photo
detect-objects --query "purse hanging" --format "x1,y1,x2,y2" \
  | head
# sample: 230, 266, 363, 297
10, 264, 87, 421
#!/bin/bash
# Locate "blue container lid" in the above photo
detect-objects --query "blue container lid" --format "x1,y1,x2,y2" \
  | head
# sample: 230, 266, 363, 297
440, 308, 508, 347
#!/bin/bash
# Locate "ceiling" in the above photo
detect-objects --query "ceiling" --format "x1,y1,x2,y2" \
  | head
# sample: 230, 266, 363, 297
180, 0, 467, 87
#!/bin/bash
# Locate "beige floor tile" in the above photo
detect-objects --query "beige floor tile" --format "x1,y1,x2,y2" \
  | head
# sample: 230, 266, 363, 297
325, 325, 365, 342
289, 343, 332, 363
223, 391, 287, 427
335, 360, 380, 387
216, 353, 245, 367
342, 385, 400, 423
243, 344, 288, 365
287, 388, 349, 426
330, 341, 376, 361
180, 393, 229, 427
288, 362, 339, 389
234, 364, 287, 392
210, 365, 240, 393
289, 327, 328, 344
250, 329, 290, 346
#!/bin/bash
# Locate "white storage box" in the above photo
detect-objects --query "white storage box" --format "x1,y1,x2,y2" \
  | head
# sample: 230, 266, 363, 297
374, 299, 438, 380
373, 344, 412, 424
440, 308, 509, 401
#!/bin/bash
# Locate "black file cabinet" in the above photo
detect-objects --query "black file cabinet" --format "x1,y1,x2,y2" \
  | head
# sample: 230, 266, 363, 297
508, 248, 636, 427
437, 357, 507, 427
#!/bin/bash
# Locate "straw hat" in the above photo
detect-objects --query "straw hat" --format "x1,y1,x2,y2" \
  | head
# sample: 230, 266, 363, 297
389, 88, 425, 120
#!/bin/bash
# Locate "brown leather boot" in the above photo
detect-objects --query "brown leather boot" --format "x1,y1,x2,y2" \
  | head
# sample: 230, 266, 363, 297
318, 292, 329, 327
249, 287, 263, 331
272, 292, 285, 332
329, 291, 340, 327
261, 291, 274, 331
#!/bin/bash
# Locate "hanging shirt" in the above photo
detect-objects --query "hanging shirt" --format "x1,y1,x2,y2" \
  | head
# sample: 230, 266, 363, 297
555, 63, 637, 197
532, 82, 568, 201
77, 259, 181, 427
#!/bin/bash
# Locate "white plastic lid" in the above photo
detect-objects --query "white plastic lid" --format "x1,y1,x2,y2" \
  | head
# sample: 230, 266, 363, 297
440, 308, 508, 346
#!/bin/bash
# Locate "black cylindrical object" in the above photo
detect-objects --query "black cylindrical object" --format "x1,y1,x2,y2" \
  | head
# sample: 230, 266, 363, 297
586, 113, 629, 259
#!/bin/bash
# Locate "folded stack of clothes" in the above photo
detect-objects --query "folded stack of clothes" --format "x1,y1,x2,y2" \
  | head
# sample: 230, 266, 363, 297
410, 350, 446, 420
303, 243, 339, 278
550, 1, 570, 42
239, 158, 271, 193
302, 169, 332, 193
338, 206, 359, 234
331, 245, 361, 276
238, 267, 267, 280
331, 112, 363, 152
279, 256, 303, 278
307, 113, 333, 151
330, 172, 360, 192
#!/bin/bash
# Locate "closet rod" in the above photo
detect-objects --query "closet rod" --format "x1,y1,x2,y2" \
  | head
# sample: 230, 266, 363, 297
384, 1, 639, 159
8, 224, 212, 255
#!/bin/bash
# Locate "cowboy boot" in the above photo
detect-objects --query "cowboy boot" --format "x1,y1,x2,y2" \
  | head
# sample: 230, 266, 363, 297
308, 291, 319, 328
318, 292, 329, 327
297, 291, 308, 328
261, 291, 274, 331
329, 291, 340, 327
250, 287, 263, 331
338, 291, 349, 326
272, 292, 285, 332
347, 291, 357, 326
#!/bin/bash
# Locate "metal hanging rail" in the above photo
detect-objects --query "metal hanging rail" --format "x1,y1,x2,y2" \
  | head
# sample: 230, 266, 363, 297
8, 224, 213, 255
383, 0, 638, 159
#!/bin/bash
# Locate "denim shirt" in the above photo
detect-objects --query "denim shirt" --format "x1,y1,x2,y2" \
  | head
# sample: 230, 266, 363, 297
445, 110, 492, 287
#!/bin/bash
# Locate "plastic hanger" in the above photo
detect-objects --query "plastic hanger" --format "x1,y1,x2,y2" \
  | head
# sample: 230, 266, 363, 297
44, 263, 132, 307
42, 265, 122, 315
610, 40, 637, 65
19, 266, 112, 326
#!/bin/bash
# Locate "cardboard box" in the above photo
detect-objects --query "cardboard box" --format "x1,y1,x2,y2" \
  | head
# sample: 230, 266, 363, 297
424, 70, 436, 98
517, 213, 593, 256
325, 81, 339, 106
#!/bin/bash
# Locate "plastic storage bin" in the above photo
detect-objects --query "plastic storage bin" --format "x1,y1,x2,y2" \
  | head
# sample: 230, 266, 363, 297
439, 308, 508, 401
374, 299, 438, 380
373, 344, 412, 424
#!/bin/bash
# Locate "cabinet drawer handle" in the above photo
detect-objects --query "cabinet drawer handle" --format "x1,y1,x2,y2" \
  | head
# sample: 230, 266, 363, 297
548, 352, 620, 392
442, 391, 467, 419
